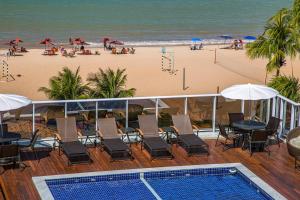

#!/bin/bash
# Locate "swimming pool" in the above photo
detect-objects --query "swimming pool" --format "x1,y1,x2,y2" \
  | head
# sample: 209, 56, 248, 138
32, 163, 286, 200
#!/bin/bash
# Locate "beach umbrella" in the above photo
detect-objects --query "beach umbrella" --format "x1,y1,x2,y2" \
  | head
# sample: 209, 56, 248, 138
243, 36, 256, 41
221, 83, 278, 118
109, 40, 124, 45
40, 38, 53, 49
191, 38, 202, 42
6, 38, 23, 46
102, 37, 111, 43
74, 38, 89, 45
219, 35, 233, 44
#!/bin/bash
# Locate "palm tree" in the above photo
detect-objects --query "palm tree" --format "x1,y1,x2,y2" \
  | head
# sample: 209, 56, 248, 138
39, 67, 89, 100
268, 75, 300, 102
87, 68, 136, 98
246, 9, 300, 76
291, 0, 300, 27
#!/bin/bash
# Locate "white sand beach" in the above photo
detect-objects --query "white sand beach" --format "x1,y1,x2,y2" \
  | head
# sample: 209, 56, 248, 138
0, 45, 298, 100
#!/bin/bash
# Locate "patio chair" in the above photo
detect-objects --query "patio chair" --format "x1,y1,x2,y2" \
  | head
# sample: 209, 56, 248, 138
0, 144, 20, 173
97, 118, 133, 161
265, 117, 281, 147
228, 113, 244, 127
171, 115, 209, 156
137, 115, 173, 160
56, 117, 91, 165
248, 130, 270, 156
18, 129, 40, 162
286, 127, 300, 169
216, 123, 240, 151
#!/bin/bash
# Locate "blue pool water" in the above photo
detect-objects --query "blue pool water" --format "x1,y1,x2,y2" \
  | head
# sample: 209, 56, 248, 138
46, 168, 273, 200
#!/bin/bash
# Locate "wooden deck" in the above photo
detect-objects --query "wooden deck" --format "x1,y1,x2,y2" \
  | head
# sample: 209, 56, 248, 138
1, 140, 300, 200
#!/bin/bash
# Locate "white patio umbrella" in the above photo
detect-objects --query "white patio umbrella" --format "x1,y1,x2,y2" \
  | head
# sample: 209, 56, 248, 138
221, 83, 278, 118
0, 94, 32, 125
221, 83, 278, 100
0, 94, 32, 112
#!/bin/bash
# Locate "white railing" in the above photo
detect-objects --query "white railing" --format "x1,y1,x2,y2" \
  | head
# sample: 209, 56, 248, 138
28, 93, 300, 138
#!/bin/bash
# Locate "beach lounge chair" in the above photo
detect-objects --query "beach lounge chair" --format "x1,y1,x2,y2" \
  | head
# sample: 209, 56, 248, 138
55, 117, 91, 165
97, 118, 133, 161
137, 115, 173, 160
171, 114, 209, 156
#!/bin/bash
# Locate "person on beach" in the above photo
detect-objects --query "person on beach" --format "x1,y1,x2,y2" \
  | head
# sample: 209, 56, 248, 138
238, 39, 243, 49
80, 45, 85, 51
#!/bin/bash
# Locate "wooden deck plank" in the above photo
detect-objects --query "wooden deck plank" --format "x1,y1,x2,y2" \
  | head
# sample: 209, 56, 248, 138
0, 140, 300, 200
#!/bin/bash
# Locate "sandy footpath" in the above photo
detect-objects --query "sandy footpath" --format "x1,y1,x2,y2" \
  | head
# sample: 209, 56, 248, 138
0, 45, 298, 100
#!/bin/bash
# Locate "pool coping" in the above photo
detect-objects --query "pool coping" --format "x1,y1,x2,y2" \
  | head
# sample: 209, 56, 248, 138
32, 163, 286, 200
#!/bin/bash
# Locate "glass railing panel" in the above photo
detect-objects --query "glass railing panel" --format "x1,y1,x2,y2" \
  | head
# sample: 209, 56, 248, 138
187, 97, 213, 130
158, 98, 184, 128
216, 97, 241, 126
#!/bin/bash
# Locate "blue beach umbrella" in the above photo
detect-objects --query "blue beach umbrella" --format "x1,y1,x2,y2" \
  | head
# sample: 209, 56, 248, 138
219, 35, 233, 44
219, 35, 233, 40
191, 38, 202, 42
243, 36, 256, 40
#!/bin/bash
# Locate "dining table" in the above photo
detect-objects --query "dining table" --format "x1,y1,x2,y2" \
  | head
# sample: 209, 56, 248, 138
232, 120, 266, 131
232, 120, 266, 150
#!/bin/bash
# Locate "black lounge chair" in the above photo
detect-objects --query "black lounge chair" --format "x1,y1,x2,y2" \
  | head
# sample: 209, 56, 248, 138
171, 115, 209, 156
18, 129, 40, 161
97, 118, 133, 161
56, 117, 91, 165
137, 115, 173, 160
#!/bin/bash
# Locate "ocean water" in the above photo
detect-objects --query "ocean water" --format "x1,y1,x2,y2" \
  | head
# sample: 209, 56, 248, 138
0, 0, 293, 47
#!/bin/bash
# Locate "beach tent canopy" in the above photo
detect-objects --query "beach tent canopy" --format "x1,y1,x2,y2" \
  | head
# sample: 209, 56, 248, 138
221, 83, 278, 100
0, 94, 31, 112
191, 38, 202, 42
243, 36, 256, 40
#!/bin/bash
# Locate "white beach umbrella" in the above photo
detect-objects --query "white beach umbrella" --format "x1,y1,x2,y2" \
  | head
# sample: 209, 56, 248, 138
0, 94, 31, 112
221, 83, 278, 100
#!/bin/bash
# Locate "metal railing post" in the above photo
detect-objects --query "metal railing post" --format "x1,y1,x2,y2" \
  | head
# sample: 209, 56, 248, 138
32, 103, 35, 134
155, 98, 159, 120
64, 102, 67, 118
212, 96, 217, 132
298, 106, 300, 127
290, 104, 295, 130
259, 100, 264, 121
279, 99, 284, 136
95, 101, 98, 131
266, 99, 270, 123
126, 100, 129, 128
184, 97, 188, 115
272, 97, 276, 117
241, 100, 245, 113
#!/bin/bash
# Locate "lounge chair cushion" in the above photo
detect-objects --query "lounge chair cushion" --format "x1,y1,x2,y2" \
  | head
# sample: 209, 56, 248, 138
144, 137, 169, 150
179, 134, 207, 147
61, 141, 88, 156
103, 138, 129, 152
289, 136, 300, 149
